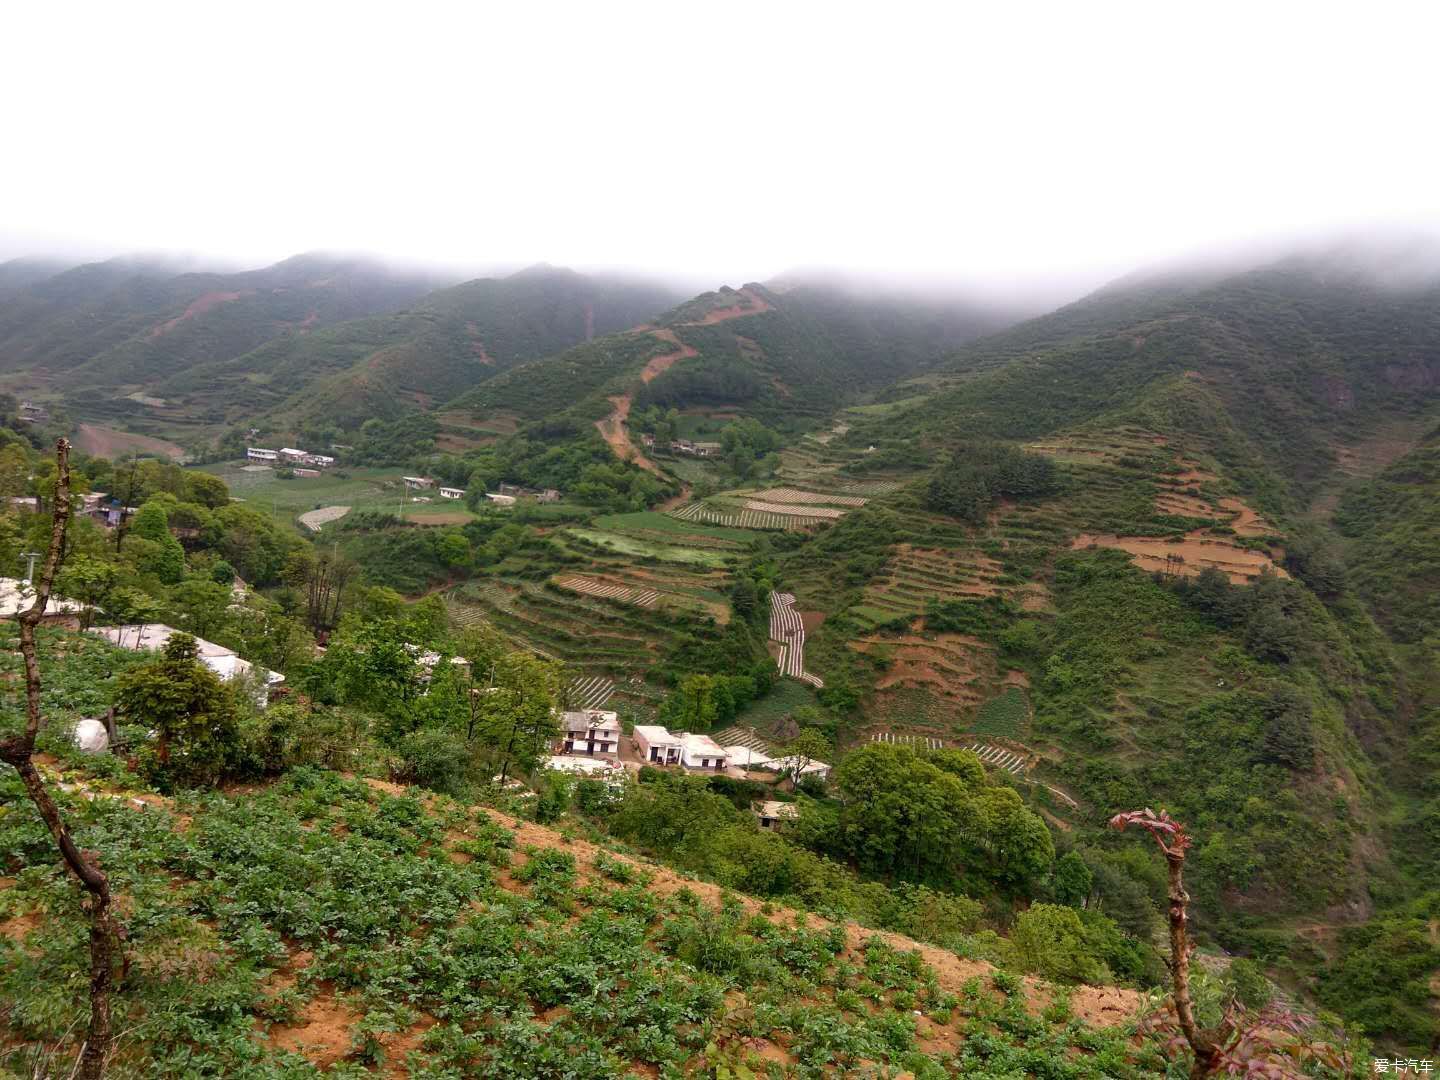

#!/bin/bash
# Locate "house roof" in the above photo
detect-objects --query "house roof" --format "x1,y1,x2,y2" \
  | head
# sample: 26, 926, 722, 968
562, 709, 619, 733
633, 724, 681, 745
89, 624, 283, 685
722, 745, 773, 767
547, 755, 623, 775
755, 800, 799, 820
0, 578, 88, 618
680, 732, 726, 757
765, 755, 831, 775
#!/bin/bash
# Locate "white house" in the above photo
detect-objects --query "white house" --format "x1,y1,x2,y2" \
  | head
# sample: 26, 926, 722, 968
559, 710, 621, 756
90, 624, 284, 705
293, 468, 321, 478
764, 755, 832, 781
722, 745, 773, 769
402, 476, 435, 490
246, 447, 278, 463
438, 486, 465, 500
304, 454, 336, 468
547, 755, 625, 779
633, 724, 683, 765
679, 732, 728, 770
485, 493, 516, 507
278, 448, 308, 464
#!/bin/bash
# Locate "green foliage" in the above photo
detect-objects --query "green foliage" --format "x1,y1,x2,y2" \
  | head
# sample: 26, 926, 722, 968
115, 632, 250, 788
926, 440, 1060, 523
1011, 903, 1110, 984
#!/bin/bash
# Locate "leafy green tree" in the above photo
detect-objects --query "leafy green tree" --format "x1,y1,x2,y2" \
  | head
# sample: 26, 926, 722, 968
1052, 850, 1094, 907
1011, 902, 1110, 984
778, 729, 831, 787
116, 632, 247, 788
183, 470, 231, 509
169, 576, 233, 639
128, 501, 171, 542
472, 651, 562, 783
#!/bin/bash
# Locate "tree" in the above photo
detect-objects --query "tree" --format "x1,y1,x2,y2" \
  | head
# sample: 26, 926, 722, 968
284, 545, 357, 634
1052, 850, 1094, 907
779, 729, 831, 787
116, 632, 247, 788
1110, 807, 1345, 1077
0, 438, 122, 1079
169, 576, 233, 639
472, 651, 562, 784
1012, 903, 1110, 983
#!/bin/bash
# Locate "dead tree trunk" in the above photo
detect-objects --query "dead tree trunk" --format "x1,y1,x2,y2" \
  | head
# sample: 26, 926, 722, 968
1110, 808, 1218, 1078
0, 439, 121, 1079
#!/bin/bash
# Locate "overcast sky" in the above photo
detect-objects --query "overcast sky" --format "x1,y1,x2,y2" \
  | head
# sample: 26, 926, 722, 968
4, 1, 1439, 297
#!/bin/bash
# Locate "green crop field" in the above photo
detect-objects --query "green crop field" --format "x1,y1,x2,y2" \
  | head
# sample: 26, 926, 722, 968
970, 687, 1030, 738
192, 461, 474, 531
565, 528, 731, 567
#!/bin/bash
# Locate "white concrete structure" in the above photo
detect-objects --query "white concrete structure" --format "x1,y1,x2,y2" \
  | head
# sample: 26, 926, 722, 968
754, 800, 799, 828
633, 724, 683, 765
722, 744, 773, 769
90, 624, 284, 704
402, 476, 435, 490
0, 578, 88, 623
765, 755, 832, 781
485, 493, 516, 507
246, 447, 278, 462
547, 755, 624, 777
438, 486, 465, 500
679, 732, 728, 770
278, 448, 308, 463
560, 709, 621, 756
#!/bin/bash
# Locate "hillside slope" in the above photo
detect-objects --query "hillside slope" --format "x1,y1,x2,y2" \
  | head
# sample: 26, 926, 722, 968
0, 754, 1151, 1076
452, 279, 1015, 437
159, 265, 683, 436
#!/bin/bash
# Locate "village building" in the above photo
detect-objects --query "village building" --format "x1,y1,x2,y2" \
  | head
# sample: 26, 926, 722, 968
559, 709, 621, 756
304, 453, 336, 467
0, 578, 89, 628
293, 467, 321, 478
246, 447, 279, 463
17, 401, 47, 423
485, 492, 516, 507
679, 732, 728, 770
754, 801, 799, 829
438, 486, 465, 500
90, 624, 285, 705
547, 755, 625, 780
764, 755, 833, 782
632, 724, 684, 765
537, 488, 561, 503
402, 476, 435, 490
722, 744, 773, 769
694, 442, 722, 457
278, 448, 308, 464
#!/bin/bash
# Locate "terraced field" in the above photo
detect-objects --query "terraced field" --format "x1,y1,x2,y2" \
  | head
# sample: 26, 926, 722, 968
555, 575, 660, 608
752, 487, 868, 507
853, 545, 1007, 630
851, 631, 997, 719
669, 501, 821, 530
566, 674, 616, 709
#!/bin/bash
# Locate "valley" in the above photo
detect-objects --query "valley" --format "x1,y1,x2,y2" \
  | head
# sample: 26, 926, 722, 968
3, 242, 1439, 1076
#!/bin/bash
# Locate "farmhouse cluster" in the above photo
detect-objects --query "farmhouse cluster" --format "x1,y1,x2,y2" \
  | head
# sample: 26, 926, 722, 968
246, 446, 337, 474
549, 708, 830, 784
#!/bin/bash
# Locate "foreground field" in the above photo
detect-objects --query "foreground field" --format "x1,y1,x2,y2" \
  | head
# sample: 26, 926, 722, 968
0, 764, 1152, 1078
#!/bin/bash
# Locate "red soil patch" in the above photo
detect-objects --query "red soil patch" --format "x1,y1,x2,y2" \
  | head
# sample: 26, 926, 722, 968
267, 984, 360, 1068
1, 910, 42, 942
148, 290, 248, 339
1217, 497, 1274, 538
679, 286, 773, 326
298, 309, 320, 331
465, 322, 496, 363
799, 610, 826, 633
638, 328, 698, 383
1071, 532, 1288, 584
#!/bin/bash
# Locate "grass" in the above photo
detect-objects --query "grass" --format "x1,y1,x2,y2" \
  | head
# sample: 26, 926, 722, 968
970, 688, 1030, 738
730, 679, 818, 734
193, 461, 457, 530
565, 528, 731, 567
594, 511, 756, 546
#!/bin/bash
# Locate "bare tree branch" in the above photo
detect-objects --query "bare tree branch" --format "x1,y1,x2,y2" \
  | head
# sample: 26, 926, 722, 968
0, 438, 122, 1080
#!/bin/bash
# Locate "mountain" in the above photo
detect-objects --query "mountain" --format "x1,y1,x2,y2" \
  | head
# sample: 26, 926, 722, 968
451, 278, 1019, 433
170, 264, 685, 435
0, 256, 76, 297
0, 252, 453, 421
